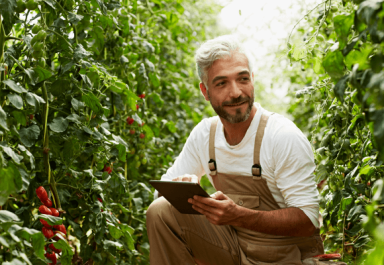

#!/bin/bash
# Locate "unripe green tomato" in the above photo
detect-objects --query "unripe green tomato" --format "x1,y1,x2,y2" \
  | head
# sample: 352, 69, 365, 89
33, 42, 44, 52
130, 148, 136, 155
136, 161, 141, 168
134, 155, 140, 161
330, 5, 338, 13
26, 0, 38, 10
16, 0, 26, 13
139, 153, 145, 158
38, 58, 46, 68
32, 50, 44, 59
354, 199, 360, 204
316, 34, 325, 42
32, 24, 41, 34
141, 158, 147, 165
139, 144, 145, 150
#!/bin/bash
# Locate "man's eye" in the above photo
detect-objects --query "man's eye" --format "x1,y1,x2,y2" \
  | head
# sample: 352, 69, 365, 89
241, 77, 249, 81
216, 81, 225, 86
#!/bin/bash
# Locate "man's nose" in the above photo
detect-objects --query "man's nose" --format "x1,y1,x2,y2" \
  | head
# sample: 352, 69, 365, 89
228, 81, 242, 98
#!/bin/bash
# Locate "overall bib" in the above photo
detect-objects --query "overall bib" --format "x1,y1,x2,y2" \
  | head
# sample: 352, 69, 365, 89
207, 114, 324, 264
146, 114, 324, 265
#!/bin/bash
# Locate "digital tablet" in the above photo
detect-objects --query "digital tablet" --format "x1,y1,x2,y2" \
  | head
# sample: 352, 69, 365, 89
149, 180, 211, 214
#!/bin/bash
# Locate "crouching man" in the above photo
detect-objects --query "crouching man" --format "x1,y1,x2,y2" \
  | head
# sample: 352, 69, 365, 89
146, 35, 324, 265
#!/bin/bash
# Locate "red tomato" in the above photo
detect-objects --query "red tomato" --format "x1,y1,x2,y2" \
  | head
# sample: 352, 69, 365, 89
103, 165, 112, 174
40, 219, 52, 228
53, 224, 67, 235
39, 205, 52, 215
29, 114, 34, 120
50, 208, 59, 217
42, 227, 54, 239
136, 104, 139, 110
130, 129, 135, 134
45, 252, 57, 264
139, 133, 145, 139
97, 198, 103, 203
43, 198, 53, 207
36, 186, 48, 201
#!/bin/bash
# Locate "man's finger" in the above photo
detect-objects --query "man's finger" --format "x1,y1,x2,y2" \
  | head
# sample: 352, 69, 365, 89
189, 197, 219, 214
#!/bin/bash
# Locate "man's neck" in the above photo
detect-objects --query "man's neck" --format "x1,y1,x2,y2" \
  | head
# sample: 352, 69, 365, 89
220, 106, 257, 146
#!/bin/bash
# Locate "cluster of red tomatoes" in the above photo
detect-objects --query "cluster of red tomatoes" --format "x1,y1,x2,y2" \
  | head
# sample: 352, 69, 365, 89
36, 186, 67, 265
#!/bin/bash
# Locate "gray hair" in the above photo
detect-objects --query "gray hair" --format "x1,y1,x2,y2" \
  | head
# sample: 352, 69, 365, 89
195, 35, 254, 88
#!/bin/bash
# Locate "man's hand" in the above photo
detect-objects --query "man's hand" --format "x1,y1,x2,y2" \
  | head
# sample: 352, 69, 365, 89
172, 174, 199, 183
188, 191, 241, 226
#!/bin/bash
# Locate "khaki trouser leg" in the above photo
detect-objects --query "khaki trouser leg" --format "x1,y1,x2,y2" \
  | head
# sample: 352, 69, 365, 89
146, 197, 241, 265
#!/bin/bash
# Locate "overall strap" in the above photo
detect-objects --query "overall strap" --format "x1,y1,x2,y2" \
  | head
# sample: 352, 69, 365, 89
208, 118, 219, 175
252, 113, 273, 179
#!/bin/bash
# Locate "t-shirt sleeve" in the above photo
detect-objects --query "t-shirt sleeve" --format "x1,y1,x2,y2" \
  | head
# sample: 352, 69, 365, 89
272, 120, 320, 228
155, 120, 207, 196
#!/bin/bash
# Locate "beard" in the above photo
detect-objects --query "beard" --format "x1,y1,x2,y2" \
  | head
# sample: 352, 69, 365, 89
208, 91, 254, 124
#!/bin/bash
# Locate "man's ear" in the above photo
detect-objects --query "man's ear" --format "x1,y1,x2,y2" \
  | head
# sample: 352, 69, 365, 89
199, 83, 209, 101
252, 72, 254, 82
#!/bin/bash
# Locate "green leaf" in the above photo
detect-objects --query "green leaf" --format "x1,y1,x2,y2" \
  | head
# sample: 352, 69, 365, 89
18, 144, 35, 169
49, 117, 69, 133
0, 143, 23, 164
292, 43, 307, 61
333, 74, 349, 103
333, 14, 354, 49
341, 196, 353, 211
71, 98, 85, 111
132, 113, 142, 125
7, 94, 23, 109
12, 110, 27, 126
19, 125, 40, 147
2, 80, 27, 93
0, 105, 9, 131
150, 92, 164, 107
92, 0, 107, 15
37, 214, 63, 225
33, 66, 53, 83
53, 239, 74, 265
50, 79, 71, 96
73, 44, 92, 62
0, 210, 21, 223
322, 51, 345, 79
371, 109, 384, 160
0, 162, 22, 206
108, 225, 122, 239
68, 12, 83, 25
313, 57, 323, 74
25, 92, 45, 109
345, 49, 371, 70
123, 89, 139, 111
143, 124, 154, 140
82, 93, 104, 114
0, 0, 17, 33
166, 120, 177, 133
116, 144, 126, 162
354, 235, 371, 248
15, 227, 45, 259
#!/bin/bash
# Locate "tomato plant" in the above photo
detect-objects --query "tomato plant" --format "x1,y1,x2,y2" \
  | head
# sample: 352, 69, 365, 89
0, 0, 220, 263
286, 0, 384, 263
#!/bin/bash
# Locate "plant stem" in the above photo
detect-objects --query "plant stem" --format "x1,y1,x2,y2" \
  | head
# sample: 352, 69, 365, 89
42, 82, 61, 210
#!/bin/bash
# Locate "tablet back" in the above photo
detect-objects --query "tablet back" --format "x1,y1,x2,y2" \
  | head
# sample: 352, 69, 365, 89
149, 181, 210, 214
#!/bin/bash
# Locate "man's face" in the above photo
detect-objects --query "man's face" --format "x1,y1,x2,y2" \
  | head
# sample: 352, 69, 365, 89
200, 52, 254, 124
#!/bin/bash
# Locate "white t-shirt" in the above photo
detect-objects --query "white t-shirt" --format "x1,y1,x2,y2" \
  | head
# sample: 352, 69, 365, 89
159, 102, 320, 228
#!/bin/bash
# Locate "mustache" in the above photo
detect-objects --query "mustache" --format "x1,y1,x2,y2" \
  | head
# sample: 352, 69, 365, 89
223, 96, 250, 106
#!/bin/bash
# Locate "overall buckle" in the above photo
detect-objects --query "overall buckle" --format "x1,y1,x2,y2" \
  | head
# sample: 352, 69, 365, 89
208, 159, 217, 175
252, 164, 262, 176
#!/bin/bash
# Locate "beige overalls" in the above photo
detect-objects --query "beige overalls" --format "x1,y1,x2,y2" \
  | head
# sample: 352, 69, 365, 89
146, 114, 324, 264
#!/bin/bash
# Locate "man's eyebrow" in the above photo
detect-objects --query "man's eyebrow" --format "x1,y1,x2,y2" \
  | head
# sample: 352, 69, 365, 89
211, 76, 226, 84
211, 70, 250, 84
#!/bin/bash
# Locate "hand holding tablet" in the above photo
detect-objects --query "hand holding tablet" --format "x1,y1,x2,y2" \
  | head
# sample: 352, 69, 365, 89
149, 179, 211, 215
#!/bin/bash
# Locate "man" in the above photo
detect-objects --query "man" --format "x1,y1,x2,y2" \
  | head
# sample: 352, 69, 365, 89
146, 35, 324, 265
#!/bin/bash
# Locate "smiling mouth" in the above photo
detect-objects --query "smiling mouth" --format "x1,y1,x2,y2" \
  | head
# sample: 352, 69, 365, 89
226, 102, 245, 107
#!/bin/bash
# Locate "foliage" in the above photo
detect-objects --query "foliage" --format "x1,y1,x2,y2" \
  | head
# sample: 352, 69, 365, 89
286, 0, 384, 263
0, 0, 220, 263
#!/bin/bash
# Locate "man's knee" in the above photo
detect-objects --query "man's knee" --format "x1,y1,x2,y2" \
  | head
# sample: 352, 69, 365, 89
146, 197, 171, 225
